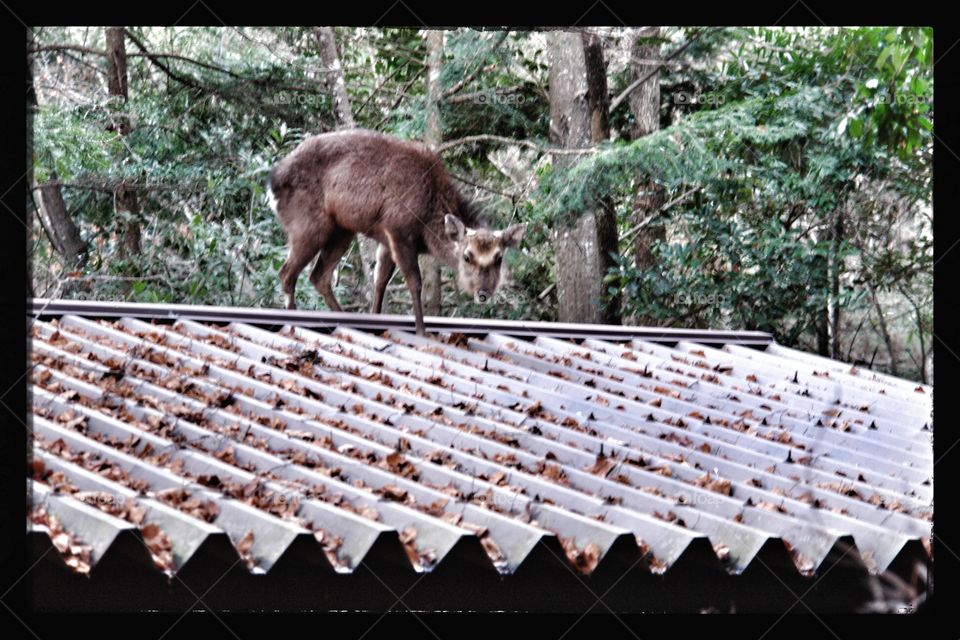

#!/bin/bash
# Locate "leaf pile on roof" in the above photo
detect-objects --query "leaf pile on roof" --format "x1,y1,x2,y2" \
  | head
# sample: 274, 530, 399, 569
30, 505, 93, 575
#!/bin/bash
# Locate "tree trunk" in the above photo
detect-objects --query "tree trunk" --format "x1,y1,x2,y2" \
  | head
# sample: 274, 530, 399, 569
898, 284, 928, 384
627, 29, 661, 141
868, 283, 898, 376
26, 29, 36, 191
628, 28, 665, 325
105, 27, 141, 258
315, 27, 356, 128
811, 225, 830, 356
29, 30, 85, 269
815, 311, 829, 356
420, 29, 444, 317
582, 31, 610, 142
315, 27, 379, 306
37, 174, 86, 266
28, 29, 36, 299
828, 207, 845, 359
549, 30, 619, 325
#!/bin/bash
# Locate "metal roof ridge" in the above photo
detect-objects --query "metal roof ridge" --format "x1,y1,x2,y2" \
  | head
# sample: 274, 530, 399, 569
27, 298, 774, 343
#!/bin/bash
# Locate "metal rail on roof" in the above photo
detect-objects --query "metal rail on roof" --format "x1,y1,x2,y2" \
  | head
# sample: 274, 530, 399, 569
27, 298, 775, 345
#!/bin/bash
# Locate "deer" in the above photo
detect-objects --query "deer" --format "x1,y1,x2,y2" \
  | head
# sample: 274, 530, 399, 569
266, 128, 526, 335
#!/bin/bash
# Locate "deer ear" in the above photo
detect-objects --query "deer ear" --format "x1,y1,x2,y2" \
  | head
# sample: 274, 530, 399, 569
445, 214, 466, 241
499, 223, 526, 248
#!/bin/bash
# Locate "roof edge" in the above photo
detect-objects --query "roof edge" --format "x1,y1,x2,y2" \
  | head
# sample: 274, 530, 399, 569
27, 298, 774, 345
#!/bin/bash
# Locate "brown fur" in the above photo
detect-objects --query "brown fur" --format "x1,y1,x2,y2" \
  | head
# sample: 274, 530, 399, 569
465, 234, 499, 258
267, 128, 524, 335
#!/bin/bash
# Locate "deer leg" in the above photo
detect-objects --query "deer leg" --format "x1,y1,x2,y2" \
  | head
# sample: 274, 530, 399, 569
386, 233, 425, 336
279, 233, 323, 310
371, 242, 396, 315
309, 229, 354, 312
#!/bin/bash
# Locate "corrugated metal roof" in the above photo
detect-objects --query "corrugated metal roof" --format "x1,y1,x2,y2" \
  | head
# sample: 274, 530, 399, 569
25, 302, 933, 609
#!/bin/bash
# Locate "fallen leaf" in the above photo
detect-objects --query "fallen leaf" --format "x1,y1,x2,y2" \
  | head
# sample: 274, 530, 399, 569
380, 484, 408, 502
695, 473, 733, 496
587, 453, 616, 477
559, 538, 603, 574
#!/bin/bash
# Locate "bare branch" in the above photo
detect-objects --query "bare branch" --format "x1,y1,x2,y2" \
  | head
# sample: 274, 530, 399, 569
31, 43, 241, 78
353, 59, 413, 117
449, 172, 518, 200
32, 179, 206, 193
373, 68, 425, 129
442, 31, 509, 98
443, 62, 497, 98
29, 43, 107, 56
622, 185, 700, 242
131, 52, 246, 79
122, 29, 207, 92
62, 274, 165, 283
33, 41, 326, 96
438, 134, 594, 155
609, 27, 717, 115
446, 84, 525, 104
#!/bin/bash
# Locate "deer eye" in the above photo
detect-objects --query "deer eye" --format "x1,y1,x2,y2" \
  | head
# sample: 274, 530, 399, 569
463, 252, 473, 264
493, 253, 502, 266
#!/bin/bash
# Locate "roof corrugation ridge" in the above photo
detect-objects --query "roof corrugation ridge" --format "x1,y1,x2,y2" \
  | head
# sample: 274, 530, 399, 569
33, 317, 668, 576
26, 308, 932, 587
575, 337, 930, 449
478, 334, 929, 486
31, 318, 734, 575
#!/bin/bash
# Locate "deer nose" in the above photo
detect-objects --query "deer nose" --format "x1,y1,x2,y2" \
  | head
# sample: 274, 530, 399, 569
476, 289, 491, 304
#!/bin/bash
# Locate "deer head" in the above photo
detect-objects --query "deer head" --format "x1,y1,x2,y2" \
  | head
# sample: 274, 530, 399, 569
444, 214, 526, 304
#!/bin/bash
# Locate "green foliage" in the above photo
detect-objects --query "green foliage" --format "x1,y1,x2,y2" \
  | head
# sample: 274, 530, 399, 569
535, 27, 929, 374
29, 26, 932, 380
842, 27, 933, 161
607, 213, 860, 343
537, 89, 816, 227
34, 103, 117, 182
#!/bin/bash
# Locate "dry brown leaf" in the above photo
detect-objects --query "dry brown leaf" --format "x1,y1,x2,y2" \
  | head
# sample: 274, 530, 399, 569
426, 499, 448, 516
358, 506, 380, 521
587, 454, 616, 477
541, 463, 567, 484
32, 507, 92, 575
380, 484, 408, 502
755, 501, 789, 514
695, 473, 733, 496
559, 538, 603, 574
441, 512, 463, 527
524, 401, 545, 417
